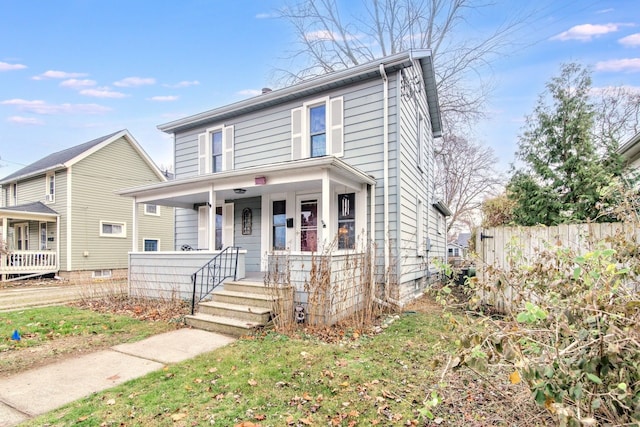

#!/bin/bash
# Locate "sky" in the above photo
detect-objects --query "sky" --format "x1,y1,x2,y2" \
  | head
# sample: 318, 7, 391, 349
1, 0, 639, 179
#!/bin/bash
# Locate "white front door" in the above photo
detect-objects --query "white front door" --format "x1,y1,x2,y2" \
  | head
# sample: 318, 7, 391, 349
15, 223, 28, 250
297, 194, 321, 252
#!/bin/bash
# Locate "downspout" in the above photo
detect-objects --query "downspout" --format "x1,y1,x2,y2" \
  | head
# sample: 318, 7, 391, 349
379, 64, 390, 285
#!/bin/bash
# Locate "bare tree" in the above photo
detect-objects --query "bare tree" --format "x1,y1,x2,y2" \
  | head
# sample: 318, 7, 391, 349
434, 134, 503, 233
591, 85, 640, 152
276, 0, 532, 131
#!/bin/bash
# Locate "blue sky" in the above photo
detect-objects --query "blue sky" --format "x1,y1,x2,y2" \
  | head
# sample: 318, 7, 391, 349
1, 0, 639, 178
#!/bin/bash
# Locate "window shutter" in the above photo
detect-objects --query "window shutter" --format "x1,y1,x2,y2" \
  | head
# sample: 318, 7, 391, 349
198, 133, 208, 174
222, 202, 234, 247
291, 107, 303, 160
329, 97, 344, 156
197, 205, 209, 249
222, 125, 234, 171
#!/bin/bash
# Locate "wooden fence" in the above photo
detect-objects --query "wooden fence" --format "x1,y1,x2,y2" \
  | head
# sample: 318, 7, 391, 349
475, 222, 639, 310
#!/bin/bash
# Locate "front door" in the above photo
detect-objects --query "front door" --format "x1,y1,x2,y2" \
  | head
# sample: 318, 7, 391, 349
298, 195, 321, 252
15, 223, 28, 250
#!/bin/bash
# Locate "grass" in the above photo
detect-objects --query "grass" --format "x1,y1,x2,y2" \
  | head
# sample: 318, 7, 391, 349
0, 306, 179, 375
23, 311, 458, 426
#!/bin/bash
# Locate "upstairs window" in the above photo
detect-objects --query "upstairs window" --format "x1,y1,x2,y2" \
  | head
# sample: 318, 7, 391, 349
198, 125, 234, 175
310, 104, 326, 157
144, 204, 160, 216
291, 96, 343, 160
46, 173, 55, 203
11, 183, 17, 206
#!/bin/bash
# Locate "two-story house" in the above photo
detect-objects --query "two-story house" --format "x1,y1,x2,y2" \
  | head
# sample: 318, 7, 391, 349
119, 50, 450, 323
0, 130, 174, 282
619, 132, 640, 175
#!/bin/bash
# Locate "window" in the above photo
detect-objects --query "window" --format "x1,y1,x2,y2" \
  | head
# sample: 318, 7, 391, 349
198, 125, 234, 174
40, 222, 47, 250
273, 200, 286, 250
11, 183, 17, 206
211, 130, 223, 172
310, 104, 326, 157
144, 239, 159, 251
215, 206, 223, 250
92, 270, 112, 279
144, 204, 160, 216
338, 193, 355, 249
300, 199, 318, 252
100, 221, 126, 237
291, 97, 343, 160
46, 173, 55, 203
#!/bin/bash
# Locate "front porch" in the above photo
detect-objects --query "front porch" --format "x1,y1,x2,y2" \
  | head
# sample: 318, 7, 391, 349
0, 202, 60, 281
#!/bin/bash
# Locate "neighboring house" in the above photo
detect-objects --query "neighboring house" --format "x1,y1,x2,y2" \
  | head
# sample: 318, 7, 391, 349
0, 130, 174, 281
119, 50, 450, 318
448, 232, 471, 265
618, 132, 640, 175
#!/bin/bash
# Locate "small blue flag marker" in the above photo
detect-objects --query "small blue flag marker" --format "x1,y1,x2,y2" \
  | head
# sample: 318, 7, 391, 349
11, 330, 21, 341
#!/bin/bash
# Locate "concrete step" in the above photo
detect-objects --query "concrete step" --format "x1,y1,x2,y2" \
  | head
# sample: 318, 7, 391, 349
185, 313, 263, 337
224, 280, 272, 296
212, 290, 275, 309
197, 300, 271, 323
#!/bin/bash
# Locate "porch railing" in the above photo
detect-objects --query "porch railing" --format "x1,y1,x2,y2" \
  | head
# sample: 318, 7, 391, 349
1, 250, 57, 272
191, 246, 240, 314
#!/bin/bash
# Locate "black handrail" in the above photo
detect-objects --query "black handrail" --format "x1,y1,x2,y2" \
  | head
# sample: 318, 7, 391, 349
191, 246, 240, 314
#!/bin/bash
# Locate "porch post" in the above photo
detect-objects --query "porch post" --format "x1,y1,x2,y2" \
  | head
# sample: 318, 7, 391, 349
208, 185, 216, 251
131, 199, 138, 252
56, 215, 61, 272
1, 216, 6, 281
321, 169, 331, 251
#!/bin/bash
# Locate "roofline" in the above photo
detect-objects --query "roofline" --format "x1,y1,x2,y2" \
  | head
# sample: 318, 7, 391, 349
433, 200, 453, 217
158, 49, 438, 134
0, 130, 167, 185
617, 132, 640, 160
117, 156, 376, 197
0, 207, 59, 219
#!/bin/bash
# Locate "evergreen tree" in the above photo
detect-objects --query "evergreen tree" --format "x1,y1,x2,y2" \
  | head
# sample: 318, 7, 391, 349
508, 63, 624, 226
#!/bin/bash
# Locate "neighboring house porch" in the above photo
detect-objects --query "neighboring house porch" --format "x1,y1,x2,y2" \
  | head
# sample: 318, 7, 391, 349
0, 202, 60, 281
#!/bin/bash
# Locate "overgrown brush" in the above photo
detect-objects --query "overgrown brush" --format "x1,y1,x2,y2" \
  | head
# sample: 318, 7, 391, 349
439, 188, 640, 426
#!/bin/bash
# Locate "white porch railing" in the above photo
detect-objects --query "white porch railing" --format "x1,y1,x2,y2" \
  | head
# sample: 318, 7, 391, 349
1, 250, 58, 273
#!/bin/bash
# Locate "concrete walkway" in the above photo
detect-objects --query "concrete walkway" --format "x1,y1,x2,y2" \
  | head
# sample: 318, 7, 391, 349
0, 329, 235, 427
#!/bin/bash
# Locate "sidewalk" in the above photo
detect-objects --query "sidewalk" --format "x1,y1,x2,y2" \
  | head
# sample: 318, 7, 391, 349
0, 329, 235, 427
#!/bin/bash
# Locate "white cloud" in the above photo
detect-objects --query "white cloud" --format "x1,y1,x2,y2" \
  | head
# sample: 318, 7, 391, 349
619, 33, 640, 47
148, 95, 179, 102
550, 23, 628, 42
60, 79, 97, 89
255, 12, 276, 19
305, 30, 357, 42
596, 8, 614, 14
237, 89, 262, 97
7, 116, 44, 125
113, 77, 156, 87
595, 58, 640, 72
1, 98, 111, 114
32, 70, 87, 80
590, 85, 640, 95
163, 80, 200, 88
0, 61, 27, 71
79, 87, 128, 98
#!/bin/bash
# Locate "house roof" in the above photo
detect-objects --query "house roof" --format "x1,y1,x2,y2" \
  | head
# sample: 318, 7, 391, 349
157, 50, 442, 138
0, 201, 58, 217
618, 132, 640, 165
0, 130, 167, 185
456, 232, 471, 248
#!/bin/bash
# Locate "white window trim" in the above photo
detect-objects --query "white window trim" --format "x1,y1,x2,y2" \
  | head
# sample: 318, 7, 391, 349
291, 96, 343, 160
45, 172, 55, 203
99, 220, 127, 238
144, 204, 160, 216
143, 238, 160, 251
198, 124, 234, 175
92, 269, 112, 279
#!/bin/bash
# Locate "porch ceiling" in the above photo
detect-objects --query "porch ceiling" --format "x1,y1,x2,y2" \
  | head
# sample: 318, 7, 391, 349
118, 156, 376, 208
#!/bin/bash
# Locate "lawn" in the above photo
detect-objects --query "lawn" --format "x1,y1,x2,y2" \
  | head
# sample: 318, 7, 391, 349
0, 305, 182, 375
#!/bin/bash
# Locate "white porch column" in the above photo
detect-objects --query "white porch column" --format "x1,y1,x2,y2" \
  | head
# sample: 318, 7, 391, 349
1, 217, 6, 281
56, 216, 61, 271
131, 199, 138, 252
321, 169, 331, 251
208, 185, 216, 251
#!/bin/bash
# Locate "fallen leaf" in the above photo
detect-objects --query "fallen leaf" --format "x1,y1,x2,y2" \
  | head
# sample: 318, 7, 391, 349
171, 413, 187, 421
509, 371, 521, 384
209, 367, 218, 373
255, 414, 267, 421
77, 416, 89, 421
106, 398, 116, 406
302, 392, 312, 400
248, 379, 258, 386
299, 417, 313, 425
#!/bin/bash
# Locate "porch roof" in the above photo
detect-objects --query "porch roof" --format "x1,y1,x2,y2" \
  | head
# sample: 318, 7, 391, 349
117, 156, 376, 208
0, 201, 59, 221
